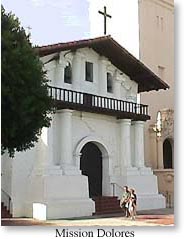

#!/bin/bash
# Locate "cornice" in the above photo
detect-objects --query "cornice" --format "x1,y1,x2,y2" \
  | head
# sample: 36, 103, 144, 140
140, 0, 174, 12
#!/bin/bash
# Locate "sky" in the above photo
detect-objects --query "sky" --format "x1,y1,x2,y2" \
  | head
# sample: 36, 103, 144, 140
2, 0, 139, 57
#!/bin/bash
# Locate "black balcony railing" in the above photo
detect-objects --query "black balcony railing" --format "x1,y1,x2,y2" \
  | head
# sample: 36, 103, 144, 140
48, 86, 150, 121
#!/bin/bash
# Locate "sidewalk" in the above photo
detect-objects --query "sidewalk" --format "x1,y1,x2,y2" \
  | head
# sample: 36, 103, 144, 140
1, 208, 174, 226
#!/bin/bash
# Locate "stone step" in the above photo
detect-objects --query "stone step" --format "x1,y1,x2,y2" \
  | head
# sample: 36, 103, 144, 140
1, 202, 12, 218
93, 196, 123, 215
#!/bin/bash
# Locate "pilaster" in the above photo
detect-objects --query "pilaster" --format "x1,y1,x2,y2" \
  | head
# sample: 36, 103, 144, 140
157, 136, 164, 169
98, 57, 108, 95
114, 78, 122, 99
149, 125, 158, 169
72, 52, 82, 90
55, 54, 65, 87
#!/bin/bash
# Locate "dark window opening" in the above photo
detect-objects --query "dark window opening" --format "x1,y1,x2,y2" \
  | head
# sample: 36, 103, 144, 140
64, 62, 72, 84
85, 62, 93, 82
107, 72, 113, 93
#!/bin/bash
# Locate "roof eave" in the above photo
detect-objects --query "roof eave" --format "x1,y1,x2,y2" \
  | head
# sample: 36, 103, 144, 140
35, 36, 170, 92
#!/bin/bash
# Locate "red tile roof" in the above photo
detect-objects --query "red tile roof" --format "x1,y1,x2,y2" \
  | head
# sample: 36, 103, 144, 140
35, 35, 169, 93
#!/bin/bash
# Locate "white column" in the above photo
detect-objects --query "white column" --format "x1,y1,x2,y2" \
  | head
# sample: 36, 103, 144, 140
119, 119, 132, 169
157, 137, 164, 169
134, 121, 145, 168
59, 109, 80, 175
72, 52, 82, 90
98, 57, 108, 95
49, 114, 61, 166
59, 109, 73, 168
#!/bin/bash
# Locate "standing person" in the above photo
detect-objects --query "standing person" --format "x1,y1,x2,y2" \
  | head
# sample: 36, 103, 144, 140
128, 188, 137, 220
120, 186, 131, 217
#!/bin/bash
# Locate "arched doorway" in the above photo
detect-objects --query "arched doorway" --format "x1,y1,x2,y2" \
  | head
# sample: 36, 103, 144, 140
163, 139, 173, 169
80, 142, 102, 198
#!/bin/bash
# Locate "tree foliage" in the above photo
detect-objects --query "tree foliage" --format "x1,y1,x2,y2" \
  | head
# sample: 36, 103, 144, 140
1, 6, 53, 157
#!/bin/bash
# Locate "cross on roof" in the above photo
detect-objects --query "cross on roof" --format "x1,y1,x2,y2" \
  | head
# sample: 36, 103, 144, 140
98, 6, 112, 35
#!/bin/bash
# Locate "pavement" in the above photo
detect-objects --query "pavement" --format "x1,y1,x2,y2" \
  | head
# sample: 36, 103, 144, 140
1, 208, 174, 227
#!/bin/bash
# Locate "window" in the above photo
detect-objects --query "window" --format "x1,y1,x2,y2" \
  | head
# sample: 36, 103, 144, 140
156, 16, 164, 31
85, 62, 93, 82
160, 17, 164, 31
107, 72, 113, 93
64, 62, 72, 84
156, 16, 159, 28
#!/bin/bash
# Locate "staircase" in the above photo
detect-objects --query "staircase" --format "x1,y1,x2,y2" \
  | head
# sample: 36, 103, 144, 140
93, 196, 123, 215
1, 202, 12, 218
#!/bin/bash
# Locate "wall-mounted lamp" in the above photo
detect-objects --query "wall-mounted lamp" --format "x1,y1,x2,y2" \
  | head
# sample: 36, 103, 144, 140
153, 111, 162, 137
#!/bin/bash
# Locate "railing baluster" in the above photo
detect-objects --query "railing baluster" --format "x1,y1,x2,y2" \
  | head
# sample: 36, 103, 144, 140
71, 91, 73, 103
59, 88, 61, 100
47, 86, 149, 117
63, 89, 65, 101
68, 90, 70, 102
140, 105, 143, 114
49, 87, 52, 98
92, 95, 94, 106
75, 92, 77, 104
80, 92, 81, 104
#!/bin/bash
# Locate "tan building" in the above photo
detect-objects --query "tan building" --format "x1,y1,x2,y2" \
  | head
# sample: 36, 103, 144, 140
139, 0, 174, 207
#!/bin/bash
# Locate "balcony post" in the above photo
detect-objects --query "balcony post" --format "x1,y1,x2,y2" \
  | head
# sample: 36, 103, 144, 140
134, 121, 145, 168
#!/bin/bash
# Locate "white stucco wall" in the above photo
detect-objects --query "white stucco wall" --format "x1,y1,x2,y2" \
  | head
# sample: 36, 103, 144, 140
42, 47, 138, 102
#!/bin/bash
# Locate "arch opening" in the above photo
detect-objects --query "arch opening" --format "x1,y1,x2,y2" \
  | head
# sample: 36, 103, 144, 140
80, 142, 102, 197
163, 138, 173, 169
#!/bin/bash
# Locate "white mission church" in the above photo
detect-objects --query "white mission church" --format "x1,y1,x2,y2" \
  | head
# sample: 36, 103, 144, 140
2, 36, 169, 219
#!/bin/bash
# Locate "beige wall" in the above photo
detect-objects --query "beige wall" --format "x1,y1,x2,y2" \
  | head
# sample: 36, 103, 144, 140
139, 0, 174, 166
154, 169, 174, 207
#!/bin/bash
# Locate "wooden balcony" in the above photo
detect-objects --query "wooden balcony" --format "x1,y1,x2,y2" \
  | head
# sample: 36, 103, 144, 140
48, 86, 150, 121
